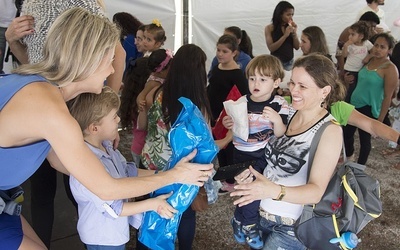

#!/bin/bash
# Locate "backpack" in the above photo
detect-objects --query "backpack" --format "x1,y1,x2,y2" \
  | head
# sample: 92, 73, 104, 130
294, 122, 382, 250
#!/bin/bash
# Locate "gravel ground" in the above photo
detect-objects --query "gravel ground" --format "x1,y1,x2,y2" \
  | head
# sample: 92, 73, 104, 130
118, 128, 400, 250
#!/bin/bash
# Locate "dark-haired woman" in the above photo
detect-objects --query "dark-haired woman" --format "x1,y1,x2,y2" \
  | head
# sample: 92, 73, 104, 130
264, 1, 300, 70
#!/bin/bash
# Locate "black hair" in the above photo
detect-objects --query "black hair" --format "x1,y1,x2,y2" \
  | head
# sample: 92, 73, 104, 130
390, 42, 400, 77
240, 30, 254, 58
359, 11, 380, 25
147, 49, 170, 72
349, 21, 371, 42
224, 26, 254, 58
161, 44, 211, 125
112, 12, 143, 40
272, 1, 294, 29
372, 32, 396, 50
120, 57, 151, 128
217, 34, 239, 52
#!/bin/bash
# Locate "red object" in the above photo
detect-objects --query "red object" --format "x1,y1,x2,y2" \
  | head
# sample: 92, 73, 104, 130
212, 85, 242, 140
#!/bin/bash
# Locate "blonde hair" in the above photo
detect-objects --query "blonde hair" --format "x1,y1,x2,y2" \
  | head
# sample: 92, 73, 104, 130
67, 86, 120, 133
14, 7, 120, 86
96, 0, 106, 10
245, 54, 285, 81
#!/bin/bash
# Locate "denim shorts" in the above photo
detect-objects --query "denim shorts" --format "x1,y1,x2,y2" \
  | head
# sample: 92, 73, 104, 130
259, 216, 306, 250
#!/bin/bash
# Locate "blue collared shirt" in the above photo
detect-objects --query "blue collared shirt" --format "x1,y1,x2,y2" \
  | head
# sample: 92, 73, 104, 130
69, 140, 138, 246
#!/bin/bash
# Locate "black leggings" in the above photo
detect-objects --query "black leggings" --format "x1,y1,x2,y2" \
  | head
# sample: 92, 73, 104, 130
343, 106, 377, 165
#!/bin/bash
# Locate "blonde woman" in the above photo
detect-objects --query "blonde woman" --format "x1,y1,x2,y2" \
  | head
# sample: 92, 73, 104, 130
5, 1, 126, 247
0, 8, 212, 250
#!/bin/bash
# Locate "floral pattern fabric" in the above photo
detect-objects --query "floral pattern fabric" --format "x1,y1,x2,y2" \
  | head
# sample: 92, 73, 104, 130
141, 92, 172, 171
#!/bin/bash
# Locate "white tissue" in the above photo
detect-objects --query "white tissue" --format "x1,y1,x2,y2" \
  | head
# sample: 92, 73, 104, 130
223, 96, 249, 141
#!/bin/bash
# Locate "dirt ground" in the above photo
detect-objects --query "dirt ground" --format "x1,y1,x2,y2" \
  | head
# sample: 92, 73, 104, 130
118, 128, 399, 250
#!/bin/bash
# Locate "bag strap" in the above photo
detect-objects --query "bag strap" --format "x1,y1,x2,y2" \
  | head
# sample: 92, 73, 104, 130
306, 121, 332, 181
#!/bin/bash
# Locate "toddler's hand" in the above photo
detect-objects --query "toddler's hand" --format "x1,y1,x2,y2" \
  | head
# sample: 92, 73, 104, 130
263, 107, 280, 123
154, 192, 177, 219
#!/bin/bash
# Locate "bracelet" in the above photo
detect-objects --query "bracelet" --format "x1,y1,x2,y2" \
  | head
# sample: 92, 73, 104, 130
273, 185, 286, 201
397, 135, 400, 145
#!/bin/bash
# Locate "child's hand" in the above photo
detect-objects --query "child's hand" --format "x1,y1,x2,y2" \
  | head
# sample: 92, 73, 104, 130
154, 192, 177, 219
222, 115, 234, 130
344, 40, 353, 47
137, 99, 146, 112
344, 72, 355, 85
262, 107, 280, 124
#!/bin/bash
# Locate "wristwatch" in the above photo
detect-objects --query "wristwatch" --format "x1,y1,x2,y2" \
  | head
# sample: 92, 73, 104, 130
273, 185, 286, 201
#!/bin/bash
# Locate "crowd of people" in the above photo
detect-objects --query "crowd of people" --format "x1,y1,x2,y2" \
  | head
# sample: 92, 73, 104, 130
0, 0, 400, 250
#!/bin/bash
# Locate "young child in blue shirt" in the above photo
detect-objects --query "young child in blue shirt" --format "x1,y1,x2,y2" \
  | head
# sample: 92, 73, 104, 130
222, 55, 289, 249
67, 86, 177, 250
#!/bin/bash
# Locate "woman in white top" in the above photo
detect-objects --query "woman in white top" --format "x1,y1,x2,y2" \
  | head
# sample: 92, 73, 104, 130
231, 54, 345, 250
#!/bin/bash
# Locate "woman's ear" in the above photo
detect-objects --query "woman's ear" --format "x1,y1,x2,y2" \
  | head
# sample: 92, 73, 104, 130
322, 85, 332, 98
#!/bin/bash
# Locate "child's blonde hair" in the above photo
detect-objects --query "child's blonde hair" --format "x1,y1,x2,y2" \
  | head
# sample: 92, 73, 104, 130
245, 54, 285, 81
68, 86, 120, 133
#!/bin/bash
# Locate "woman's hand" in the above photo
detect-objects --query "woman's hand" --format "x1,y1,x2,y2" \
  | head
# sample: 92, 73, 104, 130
154, 192, 177, 219
5, 15, 35, 43
230, 166, 272, 207
284, 25, 293, 37
289, 20, 298, 34
234, 168, 254, 185
222, 115, 234, 130
171, 149, 214, 186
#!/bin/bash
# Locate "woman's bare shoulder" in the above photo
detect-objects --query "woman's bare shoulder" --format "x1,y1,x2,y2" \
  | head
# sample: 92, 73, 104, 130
265, 24, 274, 32
0, 81, 72, 143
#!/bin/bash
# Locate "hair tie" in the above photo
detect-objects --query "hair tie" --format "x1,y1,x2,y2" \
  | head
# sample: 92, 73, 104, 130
155, 49, 173, 73
152, 19, 162, 27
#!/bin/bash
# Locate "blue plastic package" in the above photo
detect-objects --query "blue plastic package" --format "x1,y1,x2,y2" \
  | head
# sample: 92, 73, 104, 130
139, 97, 218, 250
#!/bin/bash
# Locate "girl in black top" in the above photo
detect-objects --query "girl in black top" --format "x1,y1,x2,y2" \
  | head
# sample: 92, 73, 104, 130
264, 1, 300, 70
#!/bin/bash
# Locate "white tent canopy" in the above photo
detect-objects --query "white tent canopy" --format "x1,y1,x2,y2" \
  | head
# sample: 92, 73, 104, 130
3, 0, 399, 74
105, 0, 400, 73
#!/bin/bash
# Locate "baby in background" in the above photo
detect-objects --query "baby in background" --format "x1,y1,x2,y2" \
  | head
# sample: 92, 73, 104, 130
342, 21, 373, 102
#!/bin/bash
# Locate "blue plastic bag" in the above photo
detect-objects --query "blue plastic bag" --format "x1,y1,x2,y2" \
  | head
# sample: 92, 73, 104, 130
139, 97, 218, 250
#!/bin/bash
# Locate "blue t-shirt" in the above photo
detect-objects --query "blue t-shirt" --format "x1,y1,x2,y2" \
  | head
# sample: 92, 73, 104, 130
123, 34, 143, 69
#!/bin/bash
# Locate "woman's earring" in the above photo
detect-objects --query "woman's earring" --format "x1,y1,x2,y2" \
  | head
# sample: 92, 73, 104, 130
320, 98, 325, 108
